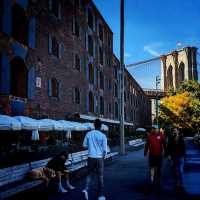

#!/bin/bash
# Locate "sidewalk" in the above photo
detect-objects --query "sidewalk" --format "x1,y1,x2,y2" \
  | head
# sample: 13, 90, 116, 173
8, 138, 200, 200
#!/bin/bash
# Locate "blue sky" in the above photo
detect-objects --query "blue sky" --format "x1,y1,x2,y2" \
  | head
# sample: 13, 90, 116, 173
93, 0, 200, 88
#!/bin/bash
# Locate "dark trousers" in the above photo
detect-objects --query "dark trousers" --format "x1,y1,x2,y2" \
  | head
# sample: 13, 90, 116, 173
85, 157, 104, 196
149, 155, 163, 185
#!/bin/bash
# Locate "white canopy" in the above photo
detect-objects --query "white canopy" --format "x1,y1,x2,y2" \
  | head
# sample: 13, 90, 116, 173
38, 119, 64, 131
14, 116, 39, 130
0, 115, 21, 130
0, 115, 109, 132
82, 123, 109, 131
59, 120, 81, 131
136, 128, 146, 132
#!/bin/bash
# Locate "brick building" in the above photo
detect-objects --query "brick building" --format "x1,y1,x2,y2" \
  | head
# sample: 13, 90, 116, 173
0, 0, 151, 129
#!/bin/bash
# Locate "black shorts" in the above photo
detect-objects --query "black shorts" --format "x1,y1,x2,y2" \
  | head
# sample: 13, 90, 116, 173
149, 155, 163, 168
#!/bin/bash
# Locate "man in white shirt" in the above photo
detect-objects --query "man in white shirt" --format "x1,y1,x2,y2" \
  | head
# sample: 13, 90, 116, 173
82, 119, 107, 200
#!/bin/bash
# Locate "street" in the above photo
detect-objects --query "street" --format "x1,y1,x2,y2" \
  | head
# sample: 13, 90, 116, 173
45, 138, 200, 200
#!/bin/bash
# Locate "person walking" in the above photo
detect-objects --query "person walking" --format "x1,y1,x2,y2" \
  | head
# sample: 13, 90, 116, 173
166, 128, 186, 191
144, 126, 166, 189
82, 119, 107, 200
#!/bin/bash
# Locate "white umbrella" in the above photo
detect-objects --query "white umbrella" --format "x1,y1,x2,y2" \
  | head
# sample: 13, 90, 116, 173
59, 120, 77, 131
38, 119, 64, 131
0, 115, 21, 130
31, 130, 40, 141
136, 128, 146, 132
14, 116, 39, 130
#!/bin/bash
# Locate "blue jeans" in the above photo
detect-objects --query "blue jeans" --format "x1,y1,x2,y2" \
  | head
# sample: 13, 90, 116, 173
85, 157, 104, 196
172, 156, 184, 186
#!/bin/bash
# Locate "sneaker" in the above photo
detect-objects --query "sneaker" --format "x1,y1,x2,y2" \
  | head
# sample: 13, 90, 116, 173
82, 189, 88, 200
58, 187, 68, 194
98, 196, 106, 200
67, 184, 75, 190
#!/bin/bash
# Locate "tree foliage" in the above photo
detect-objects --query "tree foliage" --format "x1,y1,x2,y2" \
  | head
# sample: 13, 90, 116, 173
159, 81, 200, 132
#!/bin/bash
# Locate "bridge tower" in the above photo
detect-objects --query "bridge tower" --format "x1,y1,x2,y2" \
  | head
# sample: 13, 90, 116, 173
160, 47, 198, 92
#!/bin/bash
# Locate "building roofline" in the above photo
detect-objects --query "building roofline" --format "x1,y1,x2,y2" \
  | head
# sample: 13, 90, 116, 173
90, 0, 113, 34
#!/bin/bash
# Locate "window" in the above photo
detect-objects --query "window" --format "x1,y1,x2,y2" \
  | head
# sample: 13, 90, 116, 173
114, 83, 118, 97
0, 1, 3, 32
10, 57, 28, 98
0, 53, 1, 91
51, 78, 59, 97
74, 88, 80, 104
99, 47, 103, 65
130, 110, 133, 121
108, 78, 112, 90
89, 91, 94, 113
100, 71, 104, 90
124, 91, 126, 102
73, 17, 80, 38
52, 0, 59, 17
115, 102, 118, 119
88, 35, 93, 56
89, 63, 94, 84
52, 37, 59, 57
108, 36, 112, 49
75, 54, 81, 71
75, 0, 80, 8
114, 67, 118, 79
88, 9, 93, 30
100, 96, 104, 115
99, 23, 103, 41
108, 103, 112, 114
49, 0, 61, 18
12, 4, 28, 45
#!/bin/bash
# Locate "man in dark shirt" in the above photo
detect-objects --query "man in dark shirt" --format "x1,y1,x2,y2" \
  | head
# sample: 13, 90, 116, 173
166, 128, 186, 190
47, 151, 75, 193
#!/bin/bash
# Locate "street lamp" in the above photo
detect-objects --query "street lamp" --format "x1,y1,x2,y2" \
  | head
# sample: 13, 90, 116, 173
119, 0, 125, 155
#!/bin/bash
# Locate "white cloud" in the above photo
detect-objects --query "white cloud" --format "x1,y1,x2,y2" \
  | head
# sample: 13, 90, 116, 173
125, 52, 132, 58
143, 42, 163, 57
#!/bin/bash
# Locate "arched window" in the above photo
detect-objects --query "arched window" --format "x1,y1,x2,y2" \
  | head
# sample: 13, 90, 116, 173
12, 4, 28, 45
89, 91, 94, 113
10, 57, 28, 98
100, 96, 104, 115
88, 63, 94, 84
178, 62, 185, 83
167, 65, 173, 88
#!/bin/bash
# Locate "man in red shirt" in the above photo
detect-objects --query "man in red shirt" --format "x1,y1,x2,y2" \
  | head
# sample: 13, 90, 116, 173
144, 126, 166, 187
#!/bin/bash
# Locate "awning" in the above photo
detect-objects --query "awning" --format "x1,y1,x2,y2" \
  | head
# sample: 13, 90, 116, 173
0, 115, 21, 130
14, 116, 39, 130
0, 115, 109, 132
80, 114, 134, 126
38, 119, 64, 131
82, 123, 109, 131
